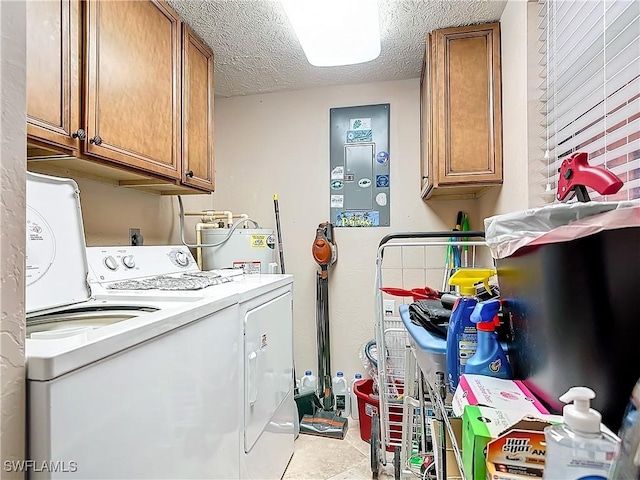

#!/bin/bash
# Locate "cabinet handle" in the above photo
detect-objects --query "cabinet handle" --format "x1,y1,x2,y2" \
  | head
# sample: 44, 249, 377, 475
72, 129, 87, 140
185, 170, 194, 178
89, 135, 103, 146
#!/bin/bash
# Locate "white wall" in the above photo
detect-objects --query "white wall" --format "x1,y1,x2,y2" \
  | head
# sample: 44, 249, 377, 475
0, 1, 26, 475
480, 0, 530, 221
75, 178, 212, 246
212, 79, 480, 382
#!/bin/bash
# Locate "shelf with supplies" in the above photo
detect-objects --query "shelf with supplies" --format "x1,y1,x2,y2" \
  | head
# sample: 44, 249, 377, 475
373, 231, 491, 479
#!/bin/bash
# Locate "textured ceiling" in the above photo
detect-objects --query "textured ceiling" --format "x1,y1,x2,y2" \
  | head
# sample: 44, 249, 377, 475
167, 0, 507, 97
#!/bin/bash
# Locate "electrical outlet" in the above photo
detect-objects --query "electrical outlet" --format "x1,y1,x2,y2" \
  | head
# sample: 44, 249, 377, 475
129, 228, 142, 246
383, 300, 396, 317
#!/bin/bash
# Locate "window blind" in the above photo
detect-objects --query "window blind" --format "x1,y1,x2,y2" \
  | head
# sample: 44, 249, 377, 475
537, 0, 640, 202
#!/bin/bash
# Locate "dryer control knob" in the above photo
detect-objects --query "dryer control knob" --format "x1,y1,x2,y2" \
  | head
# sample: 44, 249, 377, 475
122, 255, 135, 269
104, 256, 118, 271
175, 251, 190, 267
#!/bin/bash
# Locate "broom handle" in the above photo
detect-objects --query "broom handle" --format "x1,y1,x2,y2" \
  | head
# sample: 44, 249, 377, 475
273, 194, 285, 274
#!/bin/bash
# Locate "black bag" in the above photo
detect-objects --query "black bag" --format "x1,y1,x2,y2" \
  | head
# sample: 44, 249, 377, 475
408, 299, 450, 339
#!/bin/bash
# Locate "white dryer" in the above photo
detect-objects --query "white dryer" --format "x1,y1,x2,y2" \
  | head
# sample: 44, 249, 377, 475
237, 281, 296, 480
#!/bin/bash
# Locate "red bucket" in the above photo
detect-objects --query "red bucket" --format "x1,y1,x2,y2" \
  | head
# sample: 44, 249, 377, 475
353, 378, 403, 452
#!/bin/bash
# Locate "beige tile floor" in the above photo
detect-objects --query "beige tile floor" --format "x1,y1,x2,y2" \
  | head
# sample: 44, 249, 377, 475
282, 419, 396, 480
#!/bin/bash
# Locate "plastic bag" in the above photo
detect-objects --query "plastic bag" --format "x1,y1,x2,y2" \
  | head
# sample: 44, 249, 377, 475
484, 200, 640, 260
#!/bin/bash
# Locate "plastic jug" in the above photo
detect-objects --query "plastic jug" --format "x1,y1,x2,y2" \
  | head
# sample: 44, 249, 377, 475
466, 299, 512, 379
333, 372, 350, 417
299, 371, 317, 395
445, 268, 496, 393
351, 374, 362, 420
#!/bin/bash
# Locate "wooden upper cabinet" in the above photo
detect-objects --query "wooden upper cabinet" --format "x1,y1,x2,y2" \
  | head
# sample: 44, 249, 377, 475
84, 0, 181, 179
421, 23, 503, 200
26, 0, 81, 151
181, 25, 215, 191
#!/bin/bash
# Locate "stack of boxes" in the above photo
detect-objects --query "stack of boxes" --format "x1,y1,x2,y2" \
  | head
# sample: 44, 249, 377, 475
453, 375, 559, 480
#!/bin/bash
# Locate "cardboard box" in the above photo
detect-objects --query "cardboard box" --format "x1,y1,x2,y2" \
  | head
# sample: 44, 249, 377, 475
485, 419, 620, 480
462, 406, 529, 480
430, 417, 464, 480
453, 375, 550, 417
485, 417, 555, 480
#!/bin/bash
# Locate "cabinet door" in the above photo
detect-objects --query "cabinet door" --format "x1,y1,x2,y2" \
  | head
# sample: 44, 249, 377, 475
181, 25, 215, 191
433, 23, 502, 189
84, 0, 181, 179
420, 34, 434, 197
27, 0, 81, 151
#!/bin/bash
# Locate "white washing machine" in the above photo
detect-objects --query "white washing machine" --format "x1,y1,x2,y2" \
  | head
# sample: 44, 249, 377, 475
26, 172, 295, 479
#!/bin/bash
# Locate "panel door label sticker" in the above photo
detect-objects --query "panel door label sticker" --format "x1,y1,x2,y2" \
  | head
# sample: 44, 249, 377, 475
376, 151, 389, 165
358, 178, 372, 188
266, 234, 276, 249
331, 166, 344, 180
250, 235, 267, 248
347, 130, 373, 143
350, 118, 372, 130
376, 175, 389, 187
344, 174, 355, 182
331, 195, 344, 208
331, 180, 344, 190
376, 193, 388, 206
336, 211, 379, 227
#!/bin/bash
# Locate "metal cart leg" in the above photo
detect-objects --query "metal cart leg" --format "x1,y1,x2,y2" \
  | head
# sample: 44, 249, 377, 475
394, 446, 401, 480
435, 372, 447, 480
371, 413, 380, 477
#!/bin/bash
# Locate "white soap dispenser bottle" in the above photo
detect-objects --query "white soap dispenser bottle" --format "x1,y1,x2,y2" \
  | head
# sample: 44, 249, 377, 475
542, 387, 620, 480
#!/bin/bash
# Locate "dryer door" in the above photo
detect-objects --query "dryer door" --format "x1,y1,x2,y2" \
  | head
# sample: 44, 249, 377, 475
244, 291, 293, 452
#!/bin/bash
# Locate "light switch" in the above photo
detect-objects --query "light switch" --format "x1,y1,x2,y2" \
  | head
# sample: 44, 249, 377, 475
383, 300, 395, 317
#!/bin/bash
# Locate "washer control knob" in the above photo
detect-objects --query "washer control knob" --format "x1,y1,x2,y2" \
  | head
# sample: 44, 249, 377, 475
104, 256, 118, 271
175, 250, 190, 267
122, 255, 135, 269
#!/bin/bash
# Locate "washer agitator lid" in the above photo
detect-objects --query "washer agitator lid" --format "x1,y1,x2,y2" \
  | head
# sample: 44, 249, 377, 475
26, 172, 91, 314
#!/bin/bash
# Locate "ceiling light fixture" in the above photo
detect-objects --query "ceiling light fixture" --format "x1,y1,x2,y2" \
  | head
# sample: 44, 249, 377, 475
280, 0, 381, 67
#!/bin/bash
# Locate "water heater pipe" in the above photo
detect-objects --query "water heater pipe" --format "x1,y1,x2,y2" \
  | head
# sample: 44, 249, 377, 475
195, 223, 222, 270
201, 213, 250, 226
183, 211, 252, 227
183, 210, 233, 226
177, 196, 260, 252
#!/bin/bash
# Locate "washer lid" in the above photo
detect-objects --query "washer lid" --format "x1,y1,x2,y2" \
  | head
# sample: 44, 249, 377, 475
26, 172, 91, 314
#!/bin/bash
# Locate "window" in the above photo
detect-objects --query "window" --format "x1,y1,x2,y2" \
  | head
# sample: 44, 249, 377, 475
537, 0, 640, 202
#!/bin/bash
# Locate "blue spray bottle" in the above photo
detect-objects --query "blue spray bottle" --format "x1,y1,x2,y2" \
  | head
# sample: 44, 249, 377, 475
445, 269, 496, 393
466, 298, 512, 379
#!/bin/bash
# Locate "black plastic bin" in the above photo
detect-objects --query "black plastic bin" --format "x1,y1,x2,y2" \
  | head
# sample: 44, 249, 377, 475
497, 226, 640, 431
